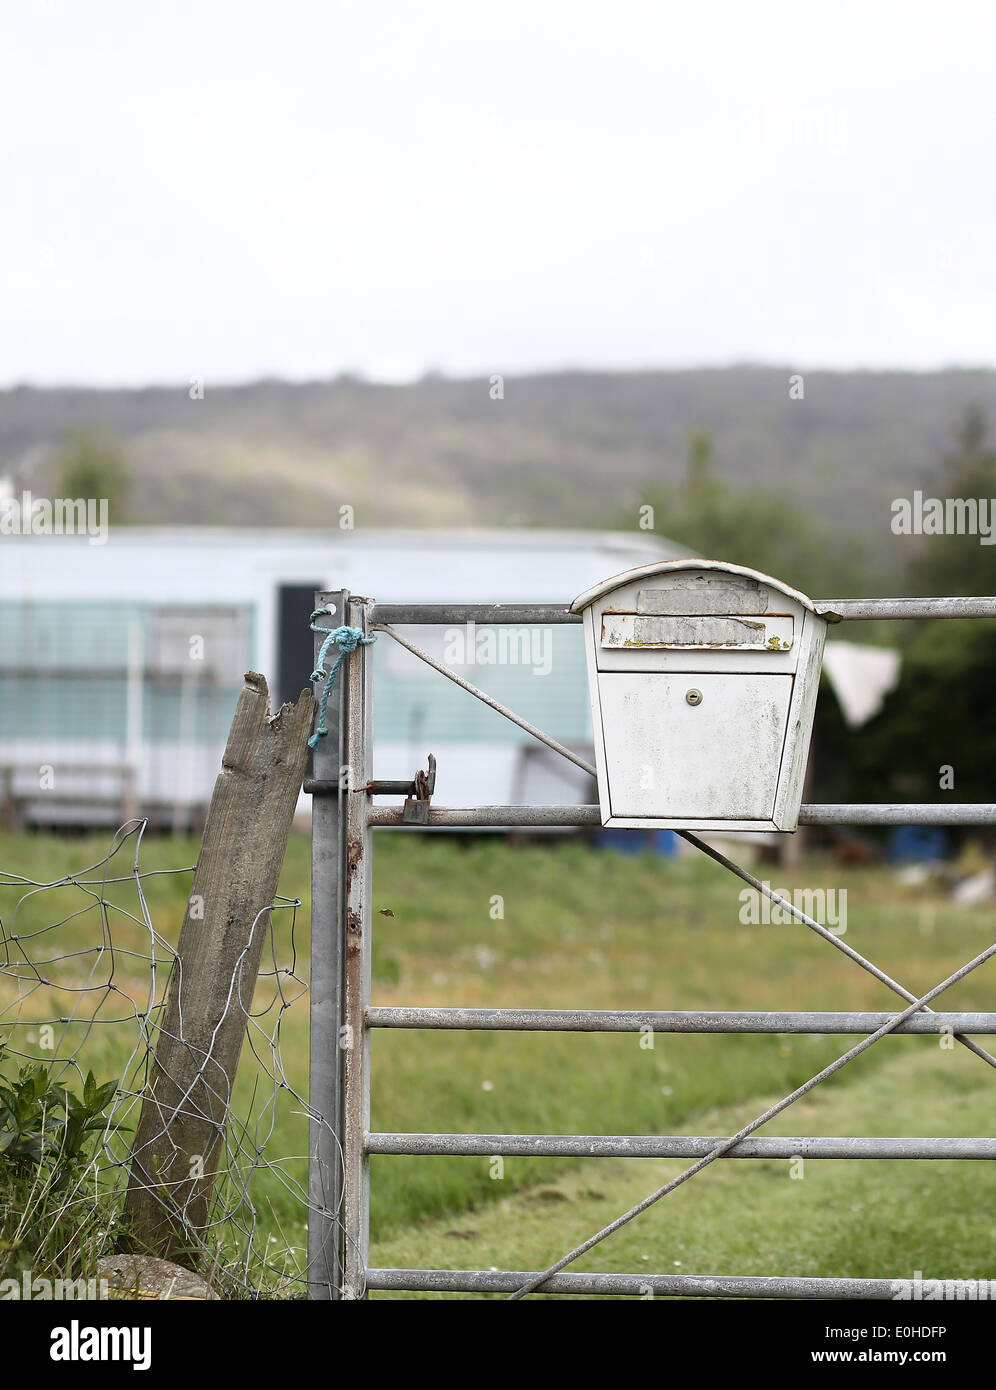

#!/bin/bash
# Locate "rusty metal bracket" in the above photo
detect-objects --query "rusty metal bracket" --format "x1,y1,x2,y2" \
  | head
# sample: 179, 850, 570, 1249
305, 754, 437, 804
306, 755, 438, 822
401, 754, 436, 824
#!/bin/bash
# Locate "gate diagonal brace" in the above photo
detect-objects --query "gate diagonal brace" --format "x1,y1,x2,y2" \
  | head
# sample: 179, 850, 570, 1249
679, 829, 996, 1074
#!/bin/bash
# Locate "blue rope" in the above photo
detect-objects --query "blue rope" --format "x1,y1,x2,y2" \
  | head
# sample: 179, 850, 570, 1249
308, 609, 376, 749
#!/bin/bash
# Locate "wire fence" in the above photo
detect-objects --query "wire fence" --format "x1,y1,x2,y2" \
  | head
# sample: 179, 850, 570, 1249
0, 819, 324, 1299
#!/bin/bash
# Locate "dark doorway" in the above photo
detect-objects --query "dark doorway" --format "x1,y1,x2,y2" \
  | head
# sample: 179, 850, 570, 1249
278, 584, 325, 709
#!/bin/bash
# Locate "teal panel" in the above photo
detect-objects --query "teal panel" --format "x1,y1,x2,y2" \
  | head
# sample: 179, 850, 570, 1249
144, 684, 242, 743
372, 627, 592, 746
0, 600, 146, 669
0, 601, 245, 745
0, 603, 590, 752
0, 674, 127, 742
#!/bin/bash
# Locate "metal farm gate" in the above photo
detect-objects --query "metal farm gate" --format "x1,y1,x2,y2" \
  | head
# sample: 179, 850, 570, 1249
305, 588, 996, 1301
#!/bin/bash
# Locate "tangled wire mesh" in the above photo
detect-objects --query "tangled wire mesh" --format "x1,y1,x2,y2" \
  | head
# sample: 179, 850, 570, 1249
0, 819, 331, 1298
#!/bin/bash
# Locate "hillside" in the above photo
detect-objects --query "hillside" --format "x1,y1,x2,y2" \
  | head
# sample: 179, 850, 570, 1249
4, 366, 996, 589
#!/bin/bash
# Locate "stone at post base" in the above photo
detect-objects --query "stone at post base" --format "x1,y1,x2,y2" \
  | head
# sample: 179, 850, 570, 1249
96, 1254, 220, 1300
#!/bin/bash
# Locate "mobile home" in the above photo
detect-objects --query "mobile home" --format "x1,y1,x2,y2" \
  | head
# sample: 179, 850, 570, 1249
0, 527, 686, 826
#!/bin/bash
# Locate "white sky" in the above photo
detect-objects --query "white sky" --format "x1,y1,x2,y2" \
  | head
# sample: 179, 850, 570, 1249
2, 0, 995, 386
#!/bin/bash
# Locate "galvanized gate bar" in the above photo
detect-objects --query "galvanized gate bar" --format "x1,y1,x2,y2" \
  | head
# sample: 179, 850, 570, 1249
368, 804, 598, 824
366, 1269, 902, 1299
367, 803, 996, 826
307, 588, 348, 1299
802, 803, 996, 825
370, 597, 996, 625
340, 595, 375, 1300
814, 596, 996, 621
367, 1133, 996, 1159
371, 603, 580, 625
367, 1007, 996, 1033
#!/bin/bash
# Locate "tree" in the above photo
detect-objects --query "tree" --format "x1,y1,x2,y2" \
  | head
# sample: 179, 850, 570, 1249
904, 406, 996, 597
848, 408, 996, 817
630, 431, 868, 599
54, 427, 132, 523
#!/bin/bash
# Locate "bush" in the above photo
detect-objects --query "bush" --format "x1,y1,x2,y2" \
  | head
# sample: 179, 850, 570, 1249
0, 1044, 124, 1284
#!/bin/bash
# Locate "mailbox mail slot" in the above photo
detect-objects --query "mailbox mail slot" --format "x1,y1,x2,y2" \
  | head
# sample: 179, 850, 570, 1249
572, 560, 828, 832
601, 613, 794, 652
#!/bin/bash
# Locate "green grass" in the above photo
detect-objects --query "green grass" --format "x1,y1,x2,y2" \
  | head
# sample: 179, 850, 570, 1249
1, 829, 994, 1297
371, 1045, 996, 1298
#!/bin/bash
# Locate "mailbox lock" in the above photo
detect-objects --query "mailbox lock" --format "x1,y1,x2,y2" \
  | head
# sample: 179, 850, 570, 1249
685, 687, 703, 706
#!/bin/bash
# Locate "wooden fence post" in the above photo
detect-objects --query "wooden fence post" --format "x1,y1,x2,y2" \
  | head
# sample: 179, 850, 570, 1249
121, 672, 315, 1259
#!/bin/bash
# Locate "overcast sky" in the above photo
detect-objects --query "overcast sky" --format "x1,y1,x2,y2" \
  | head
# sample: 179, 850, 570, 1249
2, 1, 995, 387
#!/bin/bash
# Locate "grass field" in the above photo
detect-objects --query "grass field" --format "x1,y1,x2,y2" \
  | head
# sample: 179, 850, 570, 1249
1, 828, 994, 1298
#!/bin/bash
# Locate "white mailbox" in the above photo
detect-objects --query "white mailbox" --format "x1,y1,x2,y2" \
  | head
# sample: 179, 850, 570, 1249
571, 559, 828, 832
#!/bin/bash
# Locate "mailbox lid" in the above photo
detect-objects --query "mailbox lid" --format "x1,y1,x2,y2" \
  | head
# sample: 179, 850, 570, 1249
571, 558, 820, 616
598, 671, 793, 821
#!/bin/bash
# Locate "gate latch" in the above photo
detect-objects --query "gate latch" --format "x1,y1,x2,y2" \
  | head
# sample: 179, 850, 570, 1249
402, 754, 436, 824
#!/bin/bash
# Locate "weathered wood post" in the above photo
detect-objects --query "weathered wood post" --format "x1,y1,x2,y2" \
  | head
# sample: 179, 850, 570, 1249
122, 671, 315, 1258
